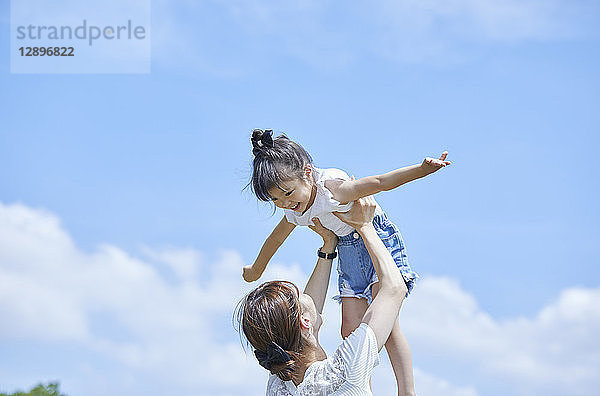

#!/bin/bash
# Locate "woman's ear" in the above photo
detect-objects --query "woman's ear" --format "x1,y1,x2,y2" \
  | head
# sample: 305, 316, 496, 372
300, 313, 311, 330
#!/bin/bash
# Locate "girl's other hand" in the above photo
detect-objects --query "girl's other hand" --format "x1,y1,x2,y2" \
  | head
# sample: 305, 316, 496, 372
308, 218, 338, 247
242, 265, 260, 282
422, 151, 451, 171
309, 218, 338, 253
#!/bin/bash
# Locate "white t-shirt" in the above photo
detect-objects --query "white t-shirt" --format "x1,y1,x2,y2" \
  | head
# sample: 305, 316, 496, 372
284, 167, 355, 237
266, 323, 380, 396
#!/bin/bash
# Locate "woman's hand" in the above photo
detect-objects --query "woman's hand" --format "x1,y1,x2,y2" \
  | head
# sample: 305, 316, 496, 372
308, 218, 338, 251
334, 195, 377, 231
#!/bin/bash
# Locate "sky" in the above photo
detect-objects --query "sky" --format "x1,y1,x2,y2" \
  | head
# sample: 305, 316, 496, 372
1, 0, 599, 395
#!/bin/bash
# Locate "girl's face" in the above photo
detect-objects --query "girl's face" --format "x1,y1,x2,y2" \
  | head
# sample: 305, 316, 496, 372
268, 175, 316, 213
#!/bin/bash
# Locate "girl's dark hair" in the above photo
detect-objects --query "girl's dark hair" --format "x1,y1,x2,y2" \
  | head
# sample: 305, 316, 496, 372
235, 281, 305, 382
249, 129, 313, 201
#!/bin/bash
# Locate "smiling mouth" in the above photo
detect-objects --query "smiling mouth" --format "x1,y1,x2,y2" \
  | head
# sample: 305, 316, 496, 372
291, 202, 301, 211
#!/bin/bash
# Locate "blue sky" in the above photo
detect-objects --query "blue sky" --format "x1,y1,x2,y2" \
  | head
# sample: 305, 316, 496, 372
1, 1, 599, 395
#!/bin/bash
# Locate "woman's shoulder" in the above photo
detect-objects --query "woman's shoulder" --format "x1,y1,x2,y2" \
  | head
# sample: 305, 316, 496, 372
337, 323, 375, 354
266, 326, 377, 395
266, 375, 293, 395
300, 351, 347, 394
301, 326, 378, 394
334, 323, 380, 381
265, 352, 349, 395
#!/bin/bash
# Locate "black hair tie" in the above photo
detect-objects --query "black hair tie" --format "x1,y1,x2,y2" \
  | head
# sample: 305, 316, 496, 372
261, 129, 274, 148
254, 341, 291, 370
252, 129, 274, 156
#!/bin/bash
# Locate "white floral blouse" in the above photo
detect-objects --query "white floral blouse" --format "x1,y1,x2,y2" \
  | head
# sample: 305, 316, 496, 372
266, 324, 379, 396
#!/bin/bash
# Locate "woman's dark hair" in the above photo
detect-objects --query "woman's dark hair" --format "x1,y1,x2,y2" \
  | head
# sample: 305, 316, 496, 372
249, 129, 313, 201
235, 280, 305, 382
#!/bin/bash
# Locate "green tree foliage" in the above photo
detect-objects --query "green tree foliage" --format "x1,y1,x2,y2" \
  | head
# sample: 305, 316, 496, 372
0, 382, 66, 396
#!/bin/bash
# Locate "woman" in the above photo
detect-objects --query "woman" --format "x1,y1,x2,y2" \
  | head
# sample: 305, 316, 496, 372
236, 195, 409, 395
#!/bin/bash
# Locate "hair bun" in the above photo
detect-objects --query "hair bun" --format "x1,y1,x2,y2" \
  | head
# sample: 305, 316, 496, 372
251, 129, 274, 156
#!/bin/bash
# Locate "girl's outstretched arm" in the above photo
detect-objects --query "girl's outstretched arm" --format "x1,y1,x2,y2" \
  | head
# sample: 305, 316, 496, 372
242, 216, 296, 282
326, 151, 451, 204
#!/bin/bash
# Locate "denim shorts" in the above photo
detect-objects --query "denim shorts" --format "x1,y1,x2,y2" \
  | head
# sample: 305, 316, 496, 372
334, 213, 418, 304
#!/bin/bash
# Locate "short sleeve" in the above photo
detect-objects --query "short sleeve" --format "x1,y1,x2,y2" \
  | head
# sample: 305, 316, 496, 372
334, 323, 380, 387
284, 210, 298, 225
315, 168, 353, 213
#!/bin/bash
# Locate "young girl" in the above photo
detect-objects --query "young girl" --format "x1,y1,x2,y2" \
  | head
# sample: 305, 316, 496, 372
243, 129, 450, 396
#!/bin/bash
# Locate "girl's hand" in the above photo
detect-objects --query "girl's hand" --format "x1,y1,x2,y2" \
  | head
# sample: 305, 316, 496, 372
422, 151, 451, 172
242, 265, 260, 282
308, 218, 338, 248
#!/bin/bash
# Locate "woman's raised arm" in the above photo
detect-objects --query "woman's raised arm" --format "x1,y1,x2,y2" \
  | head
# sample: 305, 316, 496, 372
304, 218, 338, 314
335, 196, 407, 350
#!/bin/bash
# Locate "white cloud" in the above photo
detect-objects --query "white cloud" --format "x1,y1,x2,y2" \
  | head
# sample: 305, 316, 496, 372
403, 277, 600, 395
141, 245, 203, 281
0, 202, 267, 395
414, 368, 479, 396
1, 201, 599, 395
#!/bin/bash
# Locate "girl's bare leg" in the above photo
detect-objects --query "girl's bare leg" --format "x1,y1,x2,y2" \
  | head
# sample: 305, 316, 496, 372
341, 297, 373, 390
340, 297, 368, 339
372, 282, 416, 396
